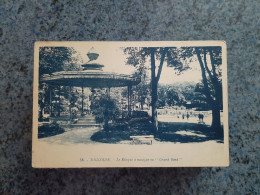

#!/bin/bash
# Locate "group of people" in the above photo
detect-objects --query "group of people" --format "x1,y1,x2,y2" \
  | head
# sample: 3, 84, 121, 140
178, 112, 204, 123
158, 108, 206, 124
181, 113, 190, 120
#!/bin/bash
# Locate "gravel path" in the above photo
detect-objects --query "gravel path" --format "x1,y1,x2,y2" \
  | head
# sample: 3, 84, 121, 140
40, 127, 102, 145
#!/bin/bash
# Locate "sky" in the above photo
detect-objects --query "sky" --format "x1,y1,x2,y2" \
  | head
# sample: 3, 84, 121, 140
73, 45, 202, 84
159, 61, 201, 84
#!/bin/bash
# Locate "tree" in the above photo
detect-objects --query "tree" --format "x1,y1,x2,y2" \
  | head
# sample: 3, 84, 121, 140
192, 82, 211, 110
39, 47, 80, 76
133, 74, 150, 110
195, 47, 223, 132
177, 47, 223, 133
166, 89, 185, 106
38, 83, 49, 121
38, 47, 81, 120
124, 46, 223, 135
157, 87, 166, 108
123, 47, 188, 132
90, 88, 119, 131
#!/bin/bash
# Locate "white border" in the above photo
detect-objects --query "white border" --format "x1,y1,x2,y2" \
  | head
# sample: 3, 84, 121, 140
32, 41, 229, 168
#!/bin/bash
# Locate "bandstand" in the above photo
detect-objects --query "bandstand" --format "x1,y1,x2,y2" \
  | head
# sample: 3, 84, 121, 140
40, 49, 141, 128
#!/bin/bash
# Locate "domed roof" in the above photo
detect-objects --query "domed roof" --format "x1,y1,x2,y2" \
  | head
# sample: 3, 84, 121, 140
41, 71, 140, 88
41, 47, 141, 87
81, 62, 104, 71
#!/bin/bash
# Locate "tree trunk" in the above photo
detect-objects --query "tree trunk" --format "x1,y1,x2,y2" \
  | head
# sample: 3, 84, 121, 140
151, 50, 158, 132
141, 102, 144, 110
151, 83, 158, 132
39, 108, 44, 121
104, 118, 109, 131
211, 104, 222, 138
49, 87, 54, 117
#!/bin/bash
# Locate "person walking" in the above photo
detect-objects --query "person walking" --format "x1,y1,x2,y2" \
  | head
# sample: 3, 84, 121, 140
198, 113, 204, 123
186, 112, 190, 120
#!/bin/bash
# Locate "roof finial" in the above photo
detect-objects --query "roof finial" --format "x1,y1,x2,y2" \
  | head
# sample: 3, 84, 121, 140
87, 47, 99, 62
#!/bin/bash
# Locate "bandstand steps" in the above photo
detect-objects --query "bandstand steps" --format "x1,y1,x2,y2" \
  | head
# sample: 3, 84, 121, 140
75, 120, 97, 124
50, 115, 101, 127
76, 122, 97, 125
70, 115, 99, 127
68, 124, 101, 128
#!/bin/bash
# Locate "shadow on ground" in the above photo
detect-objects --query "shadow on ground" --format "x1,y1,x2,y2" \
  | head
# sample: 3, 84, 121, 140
38, 123, 65, 138
90, 120, 153, 143
157, 122, 223, 143
91, 121, 223, 144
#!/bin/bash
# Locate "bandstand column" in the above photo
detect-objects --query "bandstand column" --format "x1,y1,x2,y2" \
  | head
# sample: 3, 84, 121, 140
104, 87, 111, 131
49, 86, 53, 117
106, 87, 110, 97
69, 86, 72, 121
81, 86, 84, 116
128, 85, 132, 117
58, 86, 61, 117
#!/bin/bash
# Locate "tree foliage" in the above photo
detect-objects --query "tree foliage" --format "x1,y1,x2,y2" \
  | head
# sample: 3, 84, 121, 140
192, 82, 211, 110
39, 47, 80, 76
157, 84, 193, 108
38, 47, 82, 120
90, 89, 119, 125
123, 47, 190, 77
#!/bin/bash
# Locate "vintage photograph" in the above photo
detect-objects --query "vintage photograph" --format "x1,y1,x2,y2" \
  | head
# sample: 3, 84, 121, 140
32, 41, 229, 167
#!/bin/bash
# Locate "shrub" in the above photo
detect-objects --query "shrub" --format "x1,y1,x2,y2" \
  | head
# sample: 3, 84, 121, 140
90, 96, 120, 124
38, 123, 65, 138
132, 110, 149, 118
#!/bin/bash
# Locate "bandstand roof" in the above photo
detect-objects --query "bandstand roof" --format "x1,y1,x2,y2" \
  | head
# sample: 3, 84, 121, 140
41, 70, 141, 88
41, 49, 141, 88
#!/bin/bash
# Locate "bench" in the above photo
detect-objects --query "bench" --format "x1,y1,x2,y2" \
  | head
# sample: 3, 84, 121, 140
71, 118, 78, 124
130, 135, 154, 145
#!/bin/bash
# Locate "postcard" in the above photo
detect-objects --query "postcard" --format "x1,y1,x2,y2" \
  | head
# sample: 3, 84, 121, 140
32, 41, 229, 167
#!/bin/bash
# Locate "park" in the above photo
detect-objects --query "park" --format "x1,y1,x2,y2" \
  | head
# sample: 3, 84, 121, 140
37, 45, 224, 145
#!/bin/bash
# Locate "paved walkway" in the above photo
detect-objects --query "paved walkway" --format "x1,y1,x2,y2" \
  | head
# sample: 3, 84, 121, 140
40, 126, 102, 145
158, 115, 212, 125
